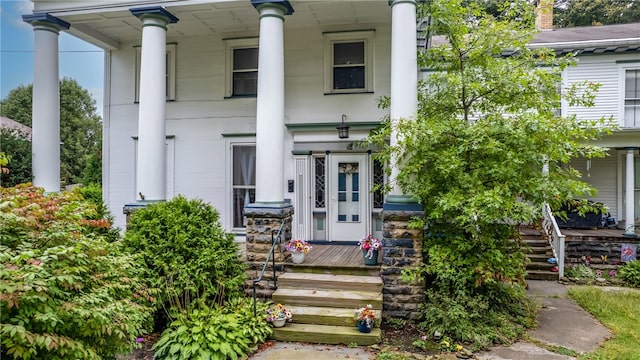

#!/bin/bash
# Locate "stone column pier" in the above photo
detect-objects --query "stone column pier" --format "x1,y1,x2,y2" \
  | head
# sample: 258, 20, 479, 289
381, 197, 424, 319
244, 204, 293, 299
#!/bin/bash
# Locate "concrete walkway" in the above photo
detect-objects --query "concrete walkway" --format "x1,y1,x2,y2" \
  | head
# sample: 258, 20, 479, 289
476, 280, 611, 360
249, 281, 611, 360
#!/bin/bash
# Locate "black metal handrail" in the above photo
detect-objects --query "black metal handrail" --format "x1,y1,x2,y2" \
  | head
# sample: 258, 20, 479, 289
252, 218, 286, 316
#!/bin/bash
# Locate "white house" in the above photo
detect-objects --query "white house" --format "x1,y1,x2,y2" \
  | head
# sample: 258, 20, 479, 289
22, 0, 419, 240
22, 0, 638, 240
531, 22, 640, 236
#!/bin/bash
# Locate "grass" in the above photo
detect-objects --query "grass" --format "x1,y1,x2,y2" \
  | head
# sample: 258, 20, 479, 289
569, 286, 640, 360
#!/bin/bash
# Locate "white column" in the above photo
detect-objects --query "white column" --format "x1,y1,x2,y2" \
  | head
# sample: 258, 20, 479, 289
253, 3, 290, 203
389, 0, 418, 196
23, 14, 69, 192
130, 7, 178, 201
624, 148, 636, 236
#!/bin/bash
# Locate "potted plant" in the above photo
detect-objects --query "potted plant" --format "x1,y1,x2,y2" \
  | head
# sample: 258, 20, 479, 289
358, 235, 381, 266
285, 239, 312, 264
354, 305, 376, 333
266, 303, 292, 327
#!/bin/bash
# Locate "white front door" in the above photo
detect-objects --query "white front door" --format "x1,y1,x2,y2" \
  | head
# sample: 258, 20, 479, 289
328, 154, 369, 241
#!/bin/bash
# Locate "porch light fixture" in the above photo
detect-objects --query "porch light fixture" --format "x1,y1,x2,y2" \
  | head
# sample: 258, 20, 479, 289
337, 114, 350, 139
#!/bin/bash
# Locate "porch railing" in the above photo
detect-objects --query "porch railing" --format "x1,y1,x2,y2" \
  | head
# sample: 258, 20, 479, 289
542, 203, 565, 278
252, 219, 286, 317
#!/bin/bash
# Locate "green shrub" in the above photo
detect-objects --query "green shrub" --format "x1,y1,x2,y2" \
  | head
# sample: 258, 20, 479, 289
76, 183, 120, 242
122, 196, 246, 315
0, 184, 153, 359
409, 226, 536, 350
564, 264, 596, 279
618, 260, 640, 287
152, 298, 272, 360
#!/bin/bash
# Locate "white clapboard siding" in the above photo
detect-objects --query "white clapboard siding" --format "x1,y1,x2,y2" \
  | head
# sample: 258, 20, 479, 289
569, 154, 619, 219
106, 23, 391, 230
563, 55, 620, 126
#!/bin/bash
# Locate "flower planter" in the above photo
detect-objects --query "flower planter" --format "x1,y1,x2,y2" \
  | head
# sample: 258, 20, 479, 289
272, 318, 286, 328
357, 320, 372, 333
555, 212, 604, 229
291, 252, 305, 264
362, 249, 378, 266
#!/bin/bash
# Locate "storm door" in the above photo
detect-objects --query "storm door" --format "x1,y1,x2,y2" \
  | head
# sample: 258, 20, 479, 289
328, 154, 369, 241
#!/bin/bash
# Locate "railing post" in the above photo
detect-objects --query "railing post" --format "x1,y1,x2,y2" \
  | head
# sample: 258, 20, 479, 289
558, 234, 565, 278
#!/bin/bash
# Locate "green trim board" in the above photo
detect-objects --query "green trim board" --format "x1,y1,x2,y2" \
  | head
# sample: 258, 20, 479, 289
285, 121, 381, 132
131, 135, 175, 140
221, 133, 256, 138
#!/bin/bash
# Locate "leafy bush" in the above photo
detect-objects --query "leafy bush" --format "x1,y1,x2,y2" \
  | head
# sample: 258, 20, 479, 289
76, 183, 120, 242
122, 196, 246, 315
0, 184, 153, 359
618, 260, 640, 287
152, 298, 272, 360
408, 226, 536, 350
565, 264, 596, 279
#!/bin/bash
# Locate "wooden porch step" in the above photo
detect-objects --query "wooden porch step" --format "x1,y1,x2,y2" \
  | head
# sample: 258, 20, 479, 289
272, 323, 381, 346
286, 305, 363, 326
273, 288, 382, 309
277, 272, 383, 293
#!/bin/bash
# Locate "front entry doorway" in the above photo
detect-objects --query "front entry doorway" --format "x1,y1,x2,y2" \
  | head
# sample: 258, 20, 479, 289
328, 154, 370, 241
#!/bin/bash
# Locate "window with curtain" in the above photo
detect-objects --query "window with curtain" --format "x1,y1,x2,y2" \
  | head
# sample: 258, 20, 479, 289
232, 145, 256, 228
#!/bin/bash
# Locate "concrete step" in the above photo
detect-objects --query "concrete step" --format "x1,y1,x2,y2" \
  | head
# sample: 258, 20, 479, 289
528, 253, 553, 261
272, 323, 381, 345
277, 272, 383, 293
273, 288, 382, 309
526, 269, 559, 281
527, 261, 556, 271
286, 305, 366, 326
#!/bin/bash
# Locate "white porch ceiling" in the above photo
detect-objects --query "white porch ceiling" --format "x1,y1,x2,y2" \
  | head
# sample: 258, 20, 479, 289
46, 1, 391, 50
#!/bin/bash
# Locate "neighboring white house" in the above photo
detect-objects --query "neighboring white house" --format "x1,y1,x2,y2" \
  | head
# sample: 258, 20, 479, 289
22, 0, 419, 239
531, 22, 640, 236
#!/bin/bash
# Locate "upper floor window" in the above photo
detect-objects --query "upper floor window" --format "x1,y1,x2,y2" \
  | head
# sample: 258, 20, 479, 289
225, 38, 259, 97
624, 68, 640, 128
324, 31, 374, 94
134, 43, 176, 102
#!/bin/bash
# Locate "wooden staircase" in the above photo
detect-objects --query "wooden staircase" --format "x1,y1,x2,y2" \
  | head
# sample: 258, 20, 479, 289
521, 229, 559, 281
271, 271, 383, 345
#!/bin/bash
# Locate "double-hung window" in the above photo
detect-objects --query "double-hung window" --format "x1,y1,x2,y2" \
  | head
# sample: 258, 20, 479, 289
134, 43, 176, 102
225, 38, 259, 97
624, 68, 640, 128
324, 31, 374, 94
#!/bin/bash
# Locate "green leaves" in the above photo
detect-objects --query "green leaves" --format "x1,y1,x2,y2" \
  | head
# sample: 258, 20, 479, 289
370, 0, 613, 350
152, 299, 272, 360
122, 196, 246, 316
0, 185, 153, 359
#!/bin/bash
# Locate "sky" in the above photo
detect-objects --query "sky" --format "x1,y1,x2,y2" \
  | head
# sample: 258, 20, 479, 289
0, 0, 105, 116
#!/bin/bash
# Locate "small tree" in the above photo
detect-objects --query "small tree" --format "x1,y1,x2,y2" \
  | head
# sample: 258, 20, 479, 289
369, 0, 612, 348
0, 78, 102, 186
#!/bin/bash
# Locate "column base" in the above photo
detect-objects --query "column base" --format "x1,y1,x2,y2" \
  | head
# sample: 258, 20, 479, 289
244, 202, 294, 300
123, 200, 165, 227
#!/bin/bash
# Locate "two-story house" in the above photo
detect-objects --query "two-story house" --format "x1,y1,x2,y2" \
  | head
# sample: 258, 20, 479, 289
23, 0, 420, 241
531, 22, 640, 237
